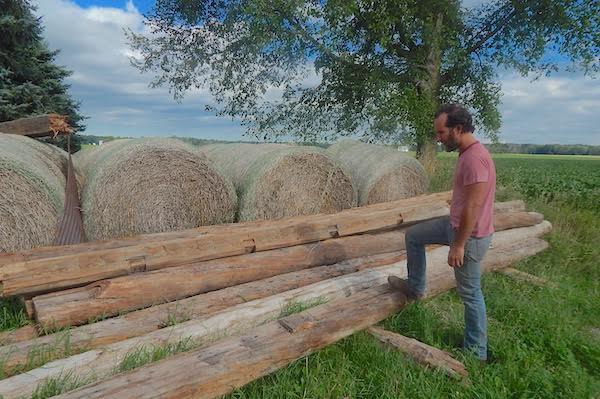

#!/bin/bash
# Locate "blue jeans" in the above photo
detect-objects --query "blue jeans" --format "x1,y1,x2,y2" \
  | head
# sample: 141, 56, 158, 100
405, 216, 492, 360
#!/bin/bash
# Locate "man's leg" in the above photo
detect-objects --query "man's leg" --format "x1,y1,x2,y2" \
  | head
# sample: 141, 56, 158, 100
453, 235, 492, 361
403, 216, 452, 296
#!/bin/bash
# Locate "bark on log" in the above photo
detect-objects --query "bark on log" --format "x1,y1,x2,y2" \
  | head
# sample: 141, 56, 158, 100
0, 114, 72, 138
0, 223, 550, 399
0, 195, 451, 297
51, 239, 549, 399
30, 211, 544, 330
0, 252, 406, 373
367, 326, 468, 379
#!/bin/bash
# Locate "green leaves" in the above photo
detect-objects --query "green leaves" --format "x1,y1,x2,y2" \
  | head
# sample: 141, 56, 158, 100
128, 0, 599, 153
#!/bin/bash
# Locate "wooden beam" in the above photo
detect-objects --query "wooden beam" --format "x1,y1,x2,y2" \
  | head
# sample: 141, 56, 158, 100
49, 238, 549, 399
30, 229, 409, 329
0, 114, 72, 137
29, 211, 545, 329
0, 252, 405, 373
0, 195, 452, 297
367, 326, 468, 379
0, 224, 550, 399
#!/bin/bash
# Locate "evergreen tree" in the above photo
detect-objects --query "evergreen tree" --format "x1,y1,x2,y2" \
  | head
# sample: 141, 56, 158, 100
0, 0, 85, 152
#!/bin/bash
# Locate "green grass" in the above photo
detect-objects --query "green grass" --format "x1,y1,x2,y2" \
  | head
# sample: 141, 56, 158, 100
1, 154, 599, 398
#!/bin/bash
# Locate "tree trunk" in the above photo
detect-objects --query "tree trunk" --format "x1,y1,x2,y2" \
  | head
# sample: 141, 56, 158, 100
416, 12, 444, 172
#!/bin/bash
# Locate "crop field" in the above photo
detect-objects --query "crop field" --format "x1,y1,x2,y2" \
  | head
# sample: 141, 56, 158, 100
1, 153, 599, 398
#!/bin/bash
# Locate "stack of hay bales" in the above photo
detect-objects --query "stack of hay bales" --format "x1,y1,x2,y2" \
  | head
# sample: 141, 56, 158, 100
75, 138, 237, 241
0, 134, 67, 252
327, 139, 428, 206
198, 143, 356, 221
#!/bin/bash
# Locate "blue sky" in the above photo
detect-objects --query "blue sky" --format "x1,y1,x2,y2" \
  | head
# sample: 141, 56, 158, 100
34, 0, 600, 145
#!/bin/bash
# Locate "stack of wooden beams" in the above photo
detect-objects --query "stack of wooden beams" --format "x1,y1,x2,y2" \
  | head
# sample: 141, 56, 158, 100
0, 191, 551, 399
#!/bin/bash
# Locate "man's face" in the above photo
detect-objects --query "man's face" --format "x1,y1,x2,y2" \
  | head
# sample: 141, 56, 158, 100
434, 113, 459, 152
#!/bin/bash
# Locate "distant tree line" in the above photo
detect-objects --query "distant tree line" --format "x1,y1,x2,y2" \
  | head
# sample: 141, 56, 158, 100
485, 143, 600, 156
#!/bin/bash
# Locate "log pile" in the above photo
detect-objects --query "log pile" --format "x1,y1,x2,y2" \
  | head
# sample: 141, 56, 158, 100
0, 192, 551, 399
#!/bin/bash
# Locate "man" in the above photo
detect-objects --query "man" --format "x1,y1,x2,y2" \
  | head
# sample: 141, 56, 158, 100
388, 103, 496, 362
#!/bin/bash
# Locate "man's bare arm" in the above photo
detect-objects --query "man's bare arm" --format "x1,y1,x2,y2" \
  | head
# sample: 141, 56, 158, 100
448, 181, 488, 267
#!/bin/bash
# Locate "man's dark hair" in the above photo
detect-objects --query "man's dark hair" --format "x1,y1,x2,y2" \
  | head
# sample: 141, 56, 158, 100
435, 104, 475, 133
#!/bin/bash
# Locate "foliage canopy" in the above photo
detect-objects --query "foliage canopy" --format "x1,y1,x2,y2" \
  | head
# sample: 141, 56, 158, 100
128, 0, 599, 155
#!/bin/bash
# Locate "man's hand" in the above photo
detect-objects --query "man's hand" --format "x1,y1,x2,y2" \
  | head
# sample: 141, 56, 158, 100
448, 244, 465, 267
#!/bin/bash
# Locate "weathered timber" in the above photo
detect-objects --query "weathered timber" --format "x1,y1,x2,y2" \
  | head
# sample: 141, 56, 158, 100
367, 326, 468, 379
0, 223, 551, 399
31, 229, 408, 329
498, 267, 554, 287
0, 195, 451, 297
0, 325, 37, 346
0, 252, 406, 373
0, 114, 72, 138
0, 191, 453, 267
30, 211, 544, 329
492, 200, 525, 214
50, 239, 549, 399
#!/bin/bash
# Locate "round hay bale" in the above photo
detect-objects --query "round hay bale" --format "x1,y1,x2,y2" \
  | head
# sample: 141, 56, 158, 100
0, 134, 66, 252
198, 143, 356, 221
77, 138, 237, 241
326, 139, 428, 205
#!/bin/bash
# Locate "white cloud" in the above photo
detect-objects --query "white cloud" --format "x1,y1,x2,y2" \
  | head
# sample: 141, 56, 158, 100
34, 0, 242, 139
497, 73, 600, 144
31, 0, 600, 145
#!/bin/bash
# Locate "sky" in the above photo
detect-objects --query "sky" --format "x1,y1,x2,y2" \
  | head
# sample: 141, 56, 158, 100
33, 0, 600, 145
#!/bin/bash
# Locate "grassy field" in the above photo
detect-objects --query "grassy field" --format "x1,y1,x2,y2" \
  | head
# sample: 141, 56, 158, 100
1, 153, 599, 398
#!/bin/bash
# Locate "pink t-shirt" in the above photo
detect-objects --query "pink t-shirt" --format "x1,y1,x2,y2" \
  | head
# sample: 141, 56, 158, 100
450, 141, 496, 237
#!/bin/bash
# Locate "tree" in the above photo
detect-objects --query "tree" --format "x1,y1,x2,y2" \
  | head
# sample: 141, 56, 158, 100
128, 0, 599, 163
0, 0, 85, 152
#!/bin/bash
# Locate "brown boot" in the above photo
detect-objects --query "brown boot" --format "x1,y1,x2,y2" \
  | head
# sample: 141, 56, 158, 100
387, 276, 423, 300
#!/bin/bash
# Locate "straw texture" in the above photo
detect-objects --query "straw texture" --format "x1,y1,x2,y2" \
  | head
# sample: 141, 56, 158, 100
75, 138, 237, 240
0, 134, 66, 251
327, 139, 428, 205
199, 143, 356, 221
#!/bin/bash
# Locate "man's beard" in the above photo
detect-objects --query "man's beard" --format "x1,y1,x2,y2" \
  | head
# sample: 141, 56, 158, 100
443, 138, 459, 152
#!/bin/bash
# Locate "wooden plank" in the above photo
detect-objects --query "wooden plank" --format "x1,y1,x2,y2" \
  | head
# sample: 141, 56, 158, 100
30, 211, 545, 329
367, 326, 468, 379
0, 252, 406, 373
0, 114, 72, 137
0, 224, 551, 399
50, 238, 549, 399
0, 195, 452, 297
